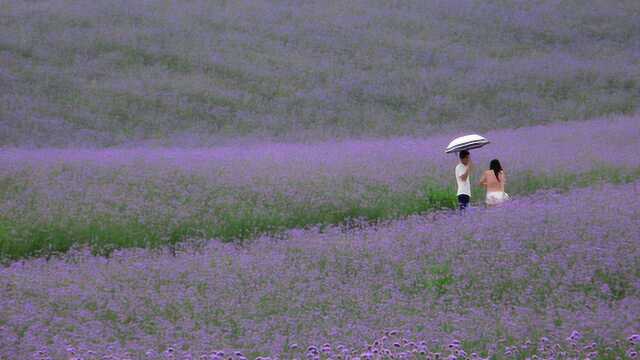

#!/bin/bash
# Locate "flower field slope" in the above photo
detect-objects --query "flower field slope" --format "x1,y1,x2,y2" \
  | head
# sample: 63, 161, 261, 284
1, 181, 639, 359
1, 115, 639, 260
1, 0, 639, 145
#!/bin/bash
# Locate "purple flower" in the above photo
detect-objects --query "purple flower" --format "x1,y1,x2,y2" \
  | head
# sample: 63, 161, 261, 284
568, 330, 582, 342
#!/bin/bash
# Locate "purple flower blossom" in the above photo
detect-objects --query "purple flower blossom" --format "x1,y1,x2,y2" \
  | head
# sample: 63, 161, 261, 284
567, 331, 582, 342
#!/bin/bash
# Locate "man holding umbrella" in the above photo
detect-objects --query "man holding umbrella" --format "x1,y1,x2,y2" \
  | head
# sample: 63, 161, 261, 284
455, 150, 473, 212
445, 134, 489, 213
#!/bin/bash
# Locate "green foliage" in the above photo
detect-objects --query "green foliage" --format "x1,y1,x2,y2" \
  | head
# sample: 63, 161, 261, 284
400, 261, 455, 297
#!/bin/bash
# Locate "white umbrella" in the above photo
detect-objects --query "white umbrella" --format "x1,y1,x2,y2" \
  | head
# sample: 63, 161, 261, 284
445, 134, 490, 153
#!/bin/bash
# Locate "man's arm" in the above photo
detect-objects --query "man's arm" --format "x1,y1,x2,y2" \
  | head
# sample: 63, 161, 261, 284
459, 162, 472, 181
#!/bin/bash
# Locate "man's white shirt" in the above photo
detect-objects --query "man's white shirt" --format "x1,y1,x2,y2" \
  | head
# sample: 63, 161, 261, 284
455, 163, 471, 196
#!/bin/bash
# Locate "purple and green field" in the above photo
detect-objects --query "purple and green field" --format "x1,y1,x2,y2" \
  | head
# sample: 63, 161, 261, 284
1, 114, 639, 359
2, 174, 640, 359
2, 0, 639, 145
1, 0, 640, 359
1, 115, 639, 261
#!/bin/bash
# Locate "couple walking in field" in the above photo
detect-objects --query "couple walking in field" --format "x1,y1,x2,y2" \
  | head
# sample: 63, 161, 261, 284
455, 150, 510, 211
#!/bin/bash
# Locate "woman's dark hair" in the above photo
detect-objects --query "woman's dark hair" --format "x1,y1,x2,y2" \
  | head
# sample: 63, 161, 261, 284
490, 159, 503, 182
459, 150, 470, 160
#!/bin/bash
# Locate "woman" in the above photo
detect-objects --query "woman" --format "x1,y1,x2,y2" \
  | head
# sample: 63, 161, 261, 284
479, 159, 510, 206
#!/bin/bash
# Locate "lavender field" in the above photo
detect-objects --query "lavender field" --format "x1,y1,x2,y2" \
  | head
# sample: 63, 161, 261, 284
0, 115, 639, 358
1, 181, 640, 359
2, 0, 640, 359
1, 0, 639, 145
1, 115, 639, 261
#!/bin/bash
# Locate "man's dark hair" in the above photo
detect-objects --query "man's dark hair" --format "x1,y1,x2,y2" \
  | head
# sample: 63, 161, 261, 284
459, 150, 470, 160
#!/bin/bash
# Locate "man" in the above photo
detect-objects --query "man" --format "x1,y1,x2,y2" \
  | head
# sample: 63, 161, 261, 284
455, 150, 473, 212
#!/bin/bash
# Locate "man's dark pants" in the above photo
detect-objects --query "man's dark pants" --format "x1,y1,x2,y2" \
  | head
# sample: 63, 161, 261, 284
457, 194, 470, 212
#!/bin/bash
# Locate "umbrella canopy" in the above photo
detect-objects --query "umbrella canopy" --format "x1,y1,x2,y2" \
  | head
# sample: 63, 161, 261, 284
445, 134, 490, 153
